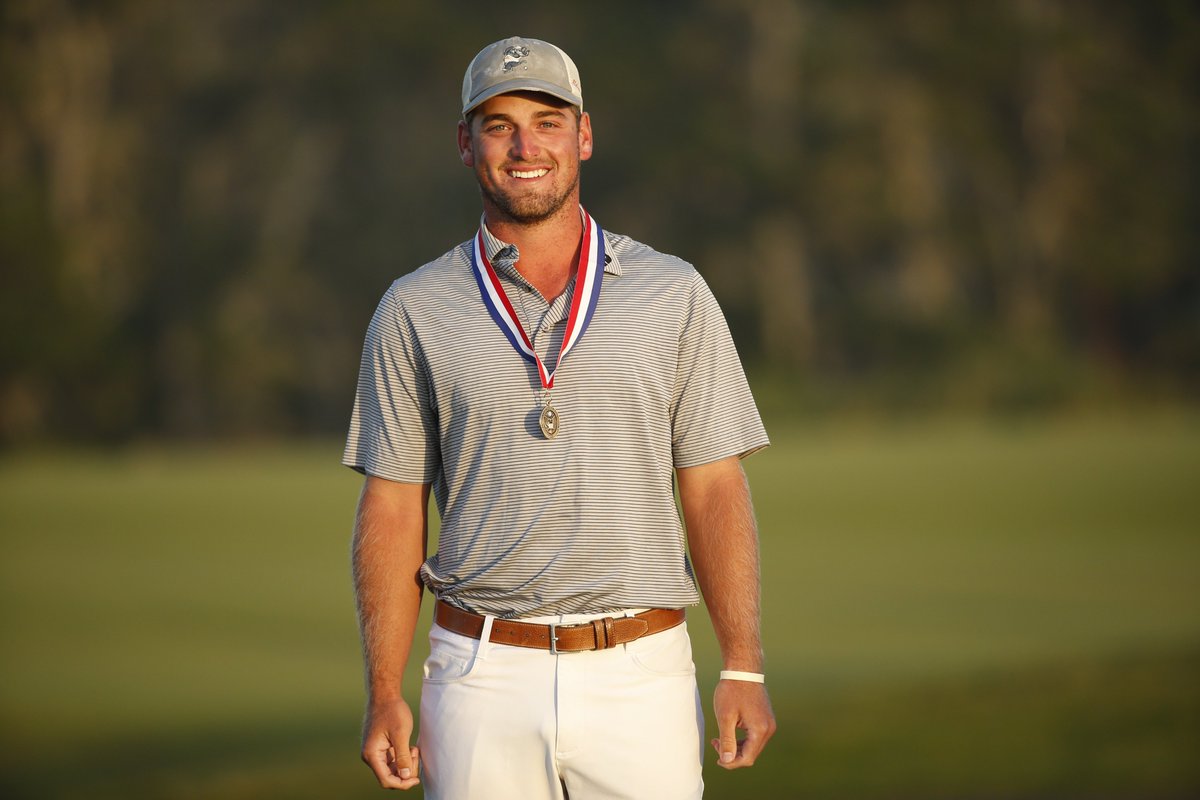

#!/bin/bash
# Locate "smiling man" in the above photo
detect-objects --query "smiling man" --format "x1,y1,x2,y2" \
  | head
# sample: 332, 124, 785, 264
463, 93, 588, 228
344, 36, 775, 799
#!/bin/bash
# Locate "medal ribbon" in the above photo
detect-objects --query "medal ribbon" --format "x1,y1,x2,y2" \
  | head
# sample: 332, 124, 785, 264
470, 209, 605, 390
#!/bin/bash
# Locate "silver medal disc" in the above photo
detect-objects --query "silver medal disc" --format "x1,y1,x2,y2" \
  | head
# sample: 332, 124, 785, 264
539, 402, 560, 439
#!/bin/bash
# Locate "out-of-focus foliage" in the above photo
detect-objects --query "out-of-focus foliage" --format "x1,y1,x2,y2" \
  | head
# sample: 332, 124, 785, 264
1, 0, 1197, 442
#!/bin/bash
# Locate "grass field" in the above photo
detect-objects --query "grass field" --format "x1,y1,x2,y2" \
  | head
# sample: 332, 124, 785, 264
2, 413, 1198, 798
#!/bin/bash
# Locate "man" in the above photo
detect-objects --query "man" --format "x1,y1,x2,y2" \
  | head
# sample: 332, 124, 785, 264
344, 36, 775, 798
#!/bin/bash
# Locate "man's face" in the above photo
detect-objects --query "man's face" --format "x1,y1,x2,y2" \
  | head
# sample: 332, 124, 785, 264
457, 91, 593, 225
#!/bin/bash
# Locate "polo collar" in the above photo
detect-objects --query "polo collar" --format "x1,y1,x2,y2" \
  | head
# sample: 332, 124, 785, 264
479, 218, 622, 280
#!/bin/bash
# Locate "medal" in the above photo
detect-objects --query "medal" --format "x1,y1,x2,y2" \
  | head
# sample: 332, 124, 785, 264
538, 395, 560, 439
470, 208, 606, 439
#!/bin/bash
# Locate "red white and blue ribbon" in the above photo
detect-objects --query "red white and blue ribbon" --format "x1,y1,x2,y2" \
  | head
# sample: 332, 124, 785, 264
470, 209, 605, 390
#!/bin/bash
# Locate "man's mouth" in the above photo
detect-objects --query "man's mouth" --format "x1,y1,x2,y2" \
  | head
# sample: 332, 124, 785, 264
508, 168, 550, 179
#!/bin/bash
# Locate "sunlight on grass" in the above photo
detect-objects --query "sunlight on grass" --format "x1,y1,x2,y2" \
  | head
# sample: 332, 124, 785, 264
2, 415, 1197, 798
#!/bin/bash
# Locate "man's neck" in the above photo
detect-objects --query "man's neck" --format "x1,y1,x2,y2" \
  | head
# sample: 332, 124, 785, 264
484, 205, 584, 301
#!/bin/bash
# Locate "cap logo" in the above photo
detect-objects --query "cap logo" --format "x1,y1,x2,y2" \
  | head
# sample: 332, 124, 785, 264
502, 45, 530, 72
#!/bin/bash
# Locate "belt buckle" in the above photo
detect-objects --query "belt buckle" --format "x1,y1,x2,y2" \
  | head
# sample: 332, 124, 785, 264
548, 622, 560, 655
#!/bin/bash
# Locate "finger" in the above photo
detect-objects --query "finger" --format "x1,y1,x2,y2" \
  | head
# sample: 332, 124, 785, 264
407, 745, 421, 783
386, 746, 422, 790
723, 710, 778, 769
363, 734, 420, 789
731, 724, 768, 767
364, 741, 405, 788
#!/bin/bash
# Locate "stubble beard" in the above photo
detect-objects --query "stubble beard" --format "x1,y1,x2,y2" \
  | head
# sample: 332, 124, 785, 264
481, 168, 580, 226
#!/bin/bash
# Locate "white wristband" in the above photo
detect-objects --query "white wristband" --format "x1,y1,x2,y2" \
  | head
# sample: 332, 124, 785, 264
719, 670, 765, 683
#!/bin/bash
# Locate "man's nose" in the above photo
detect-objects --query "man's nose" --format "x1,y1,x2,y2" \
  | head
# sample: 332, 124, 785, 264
510, 130, 539, 160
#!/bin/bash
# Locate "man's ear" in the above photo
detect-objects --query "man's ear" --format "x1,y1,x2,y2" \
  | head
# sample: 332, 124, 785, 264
578, 112, 593, 162
457, 120, 475, 167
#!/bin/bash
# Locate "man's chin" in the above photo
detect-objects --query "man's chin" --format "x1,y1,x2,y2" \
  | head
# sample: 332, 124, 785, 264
493, 198, 570, 225
483, 179, 578, 226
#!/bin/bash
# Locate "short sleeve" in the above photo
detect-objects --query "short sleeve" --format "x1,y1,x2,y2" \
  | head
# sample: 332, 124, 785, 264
670, 272, 769, 468
342, 284, 440, 482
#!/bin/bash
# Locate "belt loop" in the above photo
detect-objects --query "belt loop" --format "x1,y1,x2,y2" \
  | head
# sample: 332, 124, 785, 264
477, 614, 496, 659
590, 618, 606, 649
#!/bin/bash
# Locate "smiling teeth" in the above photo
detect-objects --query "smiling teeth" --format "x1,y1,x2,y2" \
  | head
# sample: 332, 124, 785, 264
510, 169, 549, 178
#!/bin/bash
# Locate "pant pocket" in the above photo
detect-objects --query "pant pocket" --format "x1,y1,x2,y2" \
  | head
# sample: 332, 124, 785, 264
625, 622, 696, 677
423, 623, 486, 684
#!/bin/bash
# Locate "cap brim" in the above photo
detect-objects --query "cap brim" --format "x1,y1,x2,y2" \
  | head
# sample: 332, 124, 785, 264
462, 79, 582, 116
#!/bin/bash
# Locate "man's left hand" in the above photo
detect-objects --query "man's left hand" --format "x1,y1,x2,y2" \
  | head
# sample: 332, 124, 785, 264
711, 679, 776, 769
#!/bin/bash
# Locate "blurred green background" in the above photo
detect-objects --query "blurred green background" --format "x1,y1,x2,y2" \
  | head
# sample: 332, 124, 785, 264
1, 1, 1197, 798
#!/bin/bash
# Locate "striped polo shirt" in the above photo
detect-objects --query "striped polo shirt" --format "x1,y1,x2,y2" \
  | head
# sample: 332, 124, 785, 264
343, 222, 768, 618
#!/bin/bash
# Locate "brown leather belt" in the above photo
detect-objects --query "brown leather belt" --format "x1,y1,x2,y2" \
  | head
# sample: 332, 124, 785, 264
434, 600, 685, 654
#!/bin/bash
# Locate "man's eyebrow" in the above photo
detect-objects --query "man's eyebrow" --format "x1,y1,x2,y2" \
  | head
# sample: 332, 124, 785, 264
479, 108, 568, 126
478, 112, 514, 126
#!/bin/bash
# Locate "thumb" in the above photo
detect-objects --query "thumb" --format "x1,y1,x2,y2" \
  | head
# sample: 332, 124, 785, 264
713, 714, 738, 765
393, 740, 416, 780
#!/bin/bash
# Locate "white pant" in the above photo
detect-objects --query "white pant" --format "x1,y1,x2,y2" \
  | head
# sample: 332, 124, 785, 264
419, 609, 705, 799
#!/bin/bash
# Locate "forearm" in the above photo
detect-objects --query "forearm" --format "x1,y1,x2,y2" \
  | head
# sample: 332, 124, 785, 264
351, 477, 430, 702
679, 457, 764, 672
679, 456, 776, 767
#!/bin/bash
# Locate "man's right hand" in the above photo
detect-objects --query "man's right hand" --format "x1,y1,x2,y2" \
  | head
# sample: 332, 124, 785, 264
361, 698, 421, 790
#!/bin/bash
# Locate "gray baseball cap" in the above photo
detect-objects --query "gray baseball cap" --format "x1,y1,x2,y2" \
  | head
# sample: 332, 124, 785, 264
461, 36, 583, 117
